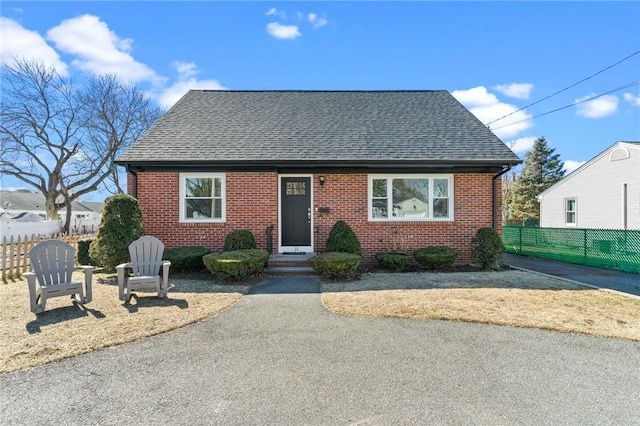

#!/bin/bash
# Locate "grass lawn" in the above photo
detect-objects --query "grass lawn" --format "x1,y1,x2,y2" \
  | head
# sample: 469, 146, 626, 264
321, 270, 640, 342
0, 271, 249, 375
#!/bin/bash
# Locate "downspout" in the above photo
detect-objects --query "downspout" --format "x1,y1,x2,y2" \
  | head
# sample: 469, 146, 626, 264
492, 166, 512, 229
128, 167, 138, 198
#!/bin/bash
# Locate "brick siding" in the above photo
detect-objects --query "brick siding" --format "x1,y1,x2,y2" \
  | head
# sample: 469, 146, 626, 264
129, 171, 499, 264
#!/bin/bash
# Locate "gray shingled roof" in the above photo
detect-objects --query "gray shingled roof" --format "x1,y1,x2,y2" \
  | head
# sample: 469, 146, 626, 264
117, 90, 520, 166
0, 190, 103, 213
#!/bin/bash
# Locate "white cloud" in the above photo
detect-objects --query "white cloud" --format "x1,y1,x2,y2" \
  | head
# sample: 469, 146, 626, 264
493, 83, 534, 100
156, 62, 226, 109
623, 91, 640, 107
3, 15, 227, 111
575, 94, 618, 118
266, 7, 286, 19
0, 17, 68, 75
266, 22, 301, 40
505, 136, 537, 154
46, 14, 164, 85
563, 160, 586, 174
308, 13, 328, 28
452, 86, 534, 139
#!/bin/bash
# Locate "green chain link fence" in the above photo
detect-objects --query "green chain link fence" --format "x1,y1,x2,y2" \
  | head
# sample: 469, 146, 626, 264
503, 225, 640, 274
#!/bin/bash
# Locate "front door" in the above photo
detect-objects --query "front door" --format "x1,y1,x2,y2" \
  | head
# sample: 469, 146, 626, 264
280, 176, 312, 252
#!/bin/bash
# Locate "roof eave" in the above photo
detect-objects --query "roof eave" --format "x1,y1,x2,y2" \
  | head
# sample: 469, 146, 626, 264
116, 158, 522, 174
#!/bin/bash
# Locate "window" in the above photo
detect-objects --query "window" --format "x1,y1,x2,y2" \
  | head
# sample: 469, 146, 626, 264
369, 174, 453, 221
565, 198, 576, 225
179, 173, 226, 222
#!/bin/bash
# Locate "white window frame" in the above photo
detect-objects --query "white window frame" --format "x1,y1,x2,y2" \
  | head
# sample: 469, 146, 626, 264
368, 174, 454, 222
564, 197, 577, 226
179, 173, 226, 223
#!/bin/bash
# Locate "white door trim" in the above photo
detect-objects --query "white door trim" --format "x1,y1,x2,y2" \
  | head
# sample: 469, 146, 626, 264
278, 174, 314, 254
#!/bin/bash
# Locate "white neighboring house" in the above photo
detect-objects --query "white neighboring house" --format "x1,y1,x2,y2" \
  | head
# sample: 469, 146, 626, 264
0, 190, 103, 239
537, 141, 640, 230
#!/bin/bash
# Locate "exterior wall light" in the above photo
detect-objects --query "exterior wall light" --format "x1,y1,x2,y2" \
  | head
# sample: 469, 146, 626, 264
319, 176, 325, 187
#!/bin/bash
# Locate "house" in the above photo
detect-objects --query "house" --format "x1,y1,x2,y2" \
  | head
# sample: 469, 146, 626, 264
116, 90, 521, 264
538, 141, 640, 230
0, 190, 103, 238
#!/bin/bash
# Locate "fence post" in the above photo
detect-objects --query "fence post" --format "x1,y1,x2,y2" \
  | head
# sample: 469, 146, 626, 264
519, 226, 523, 254
583, 229, 587, 261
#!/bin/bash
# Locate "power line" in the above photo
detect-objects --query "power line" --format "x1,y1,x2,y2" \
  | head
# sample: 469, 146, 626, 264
487, 49, 640, 127
490, 80, 640, 131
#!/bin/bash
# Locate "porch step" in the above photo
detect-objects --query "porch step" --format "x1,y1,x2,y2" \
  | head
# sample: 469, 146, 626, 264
265, 253, 317, 276
264, 266, 317, 276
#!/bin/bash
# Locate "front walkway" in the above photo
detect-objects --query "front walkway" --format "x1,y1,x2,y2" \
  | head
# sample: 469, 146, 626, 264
2, 275, 640, 424
504, 253, 640, 297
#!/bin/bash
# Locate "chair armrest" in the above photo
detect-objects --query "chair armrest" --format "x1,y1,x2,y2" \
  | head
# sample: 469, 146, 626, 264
117, 263, 132, 302
160, 261, 171, 297
24, 272, 39, 312
74, 265, 94, 303
24, 272, 37, 290
117, 263, 132, 271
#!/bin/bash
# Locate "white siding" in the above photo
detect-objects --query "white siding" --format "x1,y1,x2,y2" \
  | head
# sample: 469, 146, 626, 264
539, 143, 640, 230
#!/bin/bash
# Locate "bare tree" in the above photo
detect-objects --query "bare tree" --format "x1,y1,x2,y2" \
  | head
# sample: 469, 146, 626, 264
81, 74, 162, 194
0, 58, 160, 232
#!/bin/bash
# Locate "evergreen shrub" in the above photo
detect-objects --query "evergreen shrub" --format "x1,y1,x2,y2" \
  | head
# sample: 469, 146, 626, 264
203, 249, 269, 281
471, 227, 504, 270
164, 246, 212, 272
77, 239, 94, 265
89, 194, 144, 271
375, 251, 412, 271
413, 246, 459, 271
309, 252, 362, 280
223, 229, 256, 251
325, 220, 361, 255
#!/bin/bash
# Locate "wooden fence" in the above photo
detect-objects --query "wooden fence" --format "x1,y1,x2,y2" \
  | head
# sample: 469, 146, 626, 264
1, 233, 96, 281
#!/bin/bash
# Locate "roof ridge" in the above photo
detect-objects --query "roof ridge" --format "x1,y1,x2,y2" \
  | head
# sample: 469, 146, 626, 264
193, 89, 448, 93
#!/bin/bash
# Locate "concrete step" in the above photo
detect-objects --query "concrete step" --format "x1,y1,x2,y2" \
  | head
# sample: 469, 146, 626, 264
267, 253, 315, 269
264, 266, 317, 276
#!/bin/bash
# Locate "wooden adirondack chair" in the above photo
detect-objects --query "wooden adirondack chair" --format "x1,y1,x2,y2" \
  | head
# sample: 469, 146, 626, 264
117, 236, 171, 302
24, 240, 94, 314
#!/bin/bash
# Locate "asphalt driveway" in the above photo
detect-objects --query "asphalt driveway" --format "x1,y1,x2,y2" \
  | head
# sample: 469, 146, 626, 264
2, 276, 640, 425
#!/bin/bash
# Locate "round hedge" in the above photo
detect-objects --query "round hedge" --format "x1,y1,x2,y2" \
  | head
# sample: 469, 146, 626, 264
413, 246, 459, 271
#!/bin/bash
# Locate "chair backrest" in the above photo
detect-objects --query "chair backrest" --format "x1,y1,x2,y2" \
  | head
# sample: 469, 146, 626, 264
129, 236, 164, 277
29, 240, 76, 286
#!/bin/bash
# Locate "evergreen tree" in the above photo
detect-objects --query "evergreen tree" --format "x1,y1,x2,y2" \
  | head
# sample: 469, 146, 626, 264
509, 137, 565, 221
89, 194, 144, 270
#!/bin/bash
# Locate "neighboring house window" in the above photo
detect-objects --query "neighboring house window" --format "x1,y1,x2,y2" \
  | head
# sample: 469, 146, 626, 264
369, 174, 453, 221
179, 173, 226, 222
565, 198, 576, 225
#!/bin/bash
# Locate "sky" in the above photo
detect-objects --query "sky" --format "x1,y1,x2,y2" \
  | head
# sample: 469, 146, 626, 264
1, 1, 639, 201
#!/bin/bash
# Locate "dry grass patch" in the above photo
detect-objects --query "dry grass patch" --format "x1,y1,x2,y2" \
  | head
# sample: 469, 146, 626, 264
322, 270, 640, 341
0, 272, 249, 375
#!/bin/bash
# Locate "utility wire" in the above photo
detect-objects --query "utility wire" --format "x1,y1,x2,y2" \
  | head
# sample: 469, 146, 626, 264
487, 49, 640, 127
490, 80, 640, 131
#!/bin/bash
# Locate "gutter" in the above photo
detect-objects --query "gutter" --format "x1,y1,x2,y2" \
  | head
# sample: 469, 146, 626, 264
492, 166, 512, 229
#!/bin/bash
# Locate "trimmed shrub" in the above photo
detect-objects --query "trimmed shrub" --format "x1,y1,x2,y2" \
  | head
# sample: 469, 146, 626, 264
375, 251, 412, 272
164, 246, 212, 273
413, 246, 459, 271
472, 227, 505, 270
77, 239, 94, 265
203, 249, 269, 281
89, 194, 144, 271
325, 220, 361, 255
223, 229, 256, 251
309, 252, 362, 280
